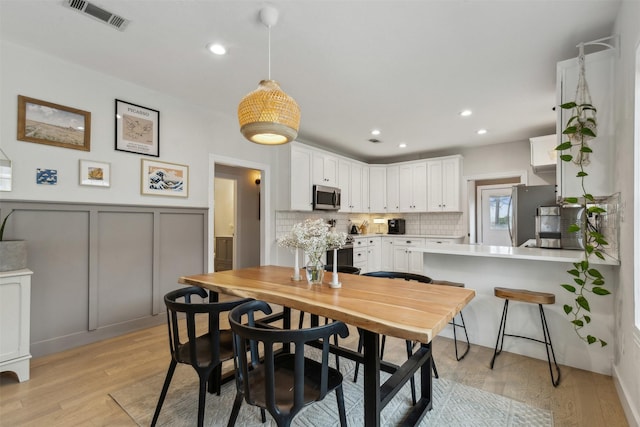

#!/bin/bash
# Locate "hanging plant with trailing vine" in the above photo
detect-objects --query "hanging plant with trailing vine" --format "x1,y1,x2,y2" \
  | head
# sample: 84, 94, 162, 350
555, 98, 610, 347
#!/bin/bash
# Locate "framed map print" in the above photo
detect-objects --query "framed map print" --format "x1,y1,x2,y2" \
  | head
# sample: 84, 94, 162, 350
115, 99, 159, 157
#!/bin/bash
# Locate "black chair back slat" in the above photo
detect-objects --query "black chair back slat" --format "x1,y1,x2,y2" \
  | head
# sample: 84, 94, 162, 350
362, 270, 432, 283
228, 300, 349, 426
152, 286, 252, 427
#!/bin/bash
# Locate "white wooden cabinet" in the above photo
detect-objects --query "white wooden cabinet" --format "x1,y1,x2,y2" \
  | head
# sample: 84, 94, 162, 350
392, 238, 426, 274
386, 165, 400, 213
338, 160, 365, 212
290, 145, 313, 211
312, 152, 338, 186
427, 155, 462, 212
556, 49, 614, 198
380, 237, 394, 271
361, 165, 370, 213
369, 166, 387, 212
0, 269, 32, 382
399, 161, 427, 212
353, 236, 381, 273
530, 134, 557, 173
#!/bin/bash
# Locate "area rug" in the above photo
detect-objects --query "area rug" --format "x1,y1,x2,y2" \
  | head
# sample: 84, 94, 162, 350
110, 355, 553, 427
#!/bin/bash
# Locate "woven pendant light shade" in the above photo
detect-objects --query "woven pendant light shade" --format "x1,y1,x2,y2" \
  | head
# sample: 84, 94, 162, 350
238, 79, 300, 145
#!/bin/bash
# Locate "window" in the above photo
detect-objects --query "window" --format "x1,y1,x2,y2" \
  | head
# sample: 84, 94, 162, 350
489, 195, 511, 230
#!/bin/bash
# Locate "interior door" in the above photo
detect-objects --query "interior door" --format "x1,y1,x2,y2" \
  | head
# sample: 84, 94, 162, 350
478, 185, 512, 246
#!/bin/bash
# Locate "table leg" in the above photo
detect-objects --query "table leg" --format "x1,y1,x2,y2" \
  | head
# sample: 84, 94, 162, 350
362, 329, 381, 427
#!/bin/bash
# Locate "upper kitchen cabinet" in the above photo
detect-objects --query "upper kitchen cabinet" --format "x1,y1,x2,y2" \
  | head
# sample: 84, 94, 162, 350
369, 166, 387, 212
426, 155, 462, 212
338, 159, 366, 212
289, 144, 314, 211
386, 165, 400, 213
530, 134, 557, 173
312, 152, 338, 186
556, 49, 614, 199
399, 161, 427, 212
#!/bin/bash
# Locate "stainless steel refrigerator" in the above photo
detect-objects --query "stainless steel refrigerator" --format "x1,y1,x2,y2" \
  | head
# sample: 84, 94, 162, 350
508, 184, 557, 246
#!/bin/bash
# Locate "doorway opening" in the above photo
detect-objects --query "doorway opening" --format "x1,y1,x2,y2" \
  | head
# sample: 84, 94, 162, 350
214, 164, 261, 271
476, 184, 514, 246
466, 173, 525, 244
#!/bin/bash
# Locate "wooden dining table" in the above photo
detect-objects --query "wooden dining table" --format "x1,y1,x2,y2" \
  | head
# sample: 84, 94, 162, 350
179, 265, 475, 427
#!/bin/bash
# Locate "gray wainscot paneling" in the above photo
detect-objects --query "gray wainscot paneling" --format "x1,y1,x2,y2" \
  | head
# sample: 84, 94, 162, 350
0, 201, 208, 358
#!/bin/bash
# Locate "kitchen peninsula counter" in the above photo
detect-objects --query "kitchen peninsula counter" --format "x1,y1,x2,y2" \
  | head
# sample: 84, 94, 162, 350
411, 243, 620, 265
413, 243, 619, 375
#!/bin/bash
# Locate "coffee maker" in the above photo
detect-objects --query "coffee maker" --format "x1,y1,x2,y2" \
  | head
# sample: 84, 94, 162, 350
387, 218, 405, 234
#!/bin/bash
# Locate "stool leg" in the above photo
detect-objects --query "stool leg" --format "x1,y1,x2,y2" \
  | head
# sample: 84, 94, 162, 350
490, 299, 509, 369
539, 304, 561, 387
452, 311, 471, 361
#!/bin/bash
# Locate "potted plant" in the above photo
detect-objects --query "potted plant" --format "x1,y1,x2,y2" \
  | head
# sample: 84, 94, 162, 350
0, 210, 27, 272
555, 100, 610, 347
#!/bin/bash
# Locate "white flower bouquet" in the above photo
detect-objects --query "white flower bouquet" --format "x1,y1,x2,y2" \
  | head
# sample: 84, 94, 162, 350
278, 219, 347, 284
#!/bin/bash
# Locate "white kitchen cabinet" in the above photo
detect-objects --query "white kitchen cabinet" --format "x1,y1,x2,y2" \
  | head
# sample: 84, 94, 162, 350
338, 160, 365, 213
289, 145, 313, 211
530, 134, 557, 173
0, 269, 32, 382
386, 165, 400, 213
361, 165, 370, 213
392, 238, 426, 274
366, 237, 381, 273
556, 49, 614, 198
312, 152, 338, 186
353, 236, 381, 273
369, 166, 387, 212
427, 155, 462, 212
380, 237, 394, 271
399, 161, 427, 212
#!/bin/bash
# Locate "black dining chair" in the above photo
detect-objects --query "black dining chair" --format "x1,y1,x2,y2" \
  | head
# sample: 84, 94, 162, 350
151, 286, 252, 427
227, 299, 350, 427
352, 272, 471, 399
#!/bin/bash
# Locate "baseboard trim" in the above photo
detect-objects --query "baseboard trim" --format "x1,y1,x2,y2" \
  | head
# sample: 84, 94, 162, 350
31, 315, 165, 358
613, 363, 640, 427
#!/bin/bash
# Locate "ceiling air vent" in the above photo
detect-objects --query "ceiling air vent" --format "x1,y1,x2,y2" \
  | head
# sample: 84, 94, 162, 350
63, 0, 129, 31
368, 138, 382, 143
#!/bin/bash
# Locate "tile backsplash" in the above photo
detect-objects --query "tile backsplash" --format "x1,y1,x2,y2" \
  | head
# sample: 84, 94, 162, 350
275, 211, 466, 238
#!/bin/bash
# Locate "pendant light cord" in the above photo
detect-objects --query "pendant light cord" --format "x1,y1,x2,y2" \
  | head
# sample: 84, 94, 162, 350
267, 25, 272, 80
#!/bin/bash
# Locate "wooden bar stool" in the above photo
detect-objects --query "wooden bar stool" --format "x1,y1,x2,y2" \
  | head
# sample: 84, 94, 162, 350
490, 287, 561, 387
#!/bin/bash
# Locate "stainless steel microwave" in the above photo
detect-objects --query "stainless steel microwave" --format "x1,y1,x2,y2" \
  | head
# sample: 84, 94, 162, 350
313, 185, 341, 210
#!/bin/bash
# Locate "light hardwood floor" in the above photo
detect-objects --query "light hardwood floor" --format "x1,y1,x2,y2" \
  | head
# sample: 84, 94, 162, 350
0, 309, 629, 427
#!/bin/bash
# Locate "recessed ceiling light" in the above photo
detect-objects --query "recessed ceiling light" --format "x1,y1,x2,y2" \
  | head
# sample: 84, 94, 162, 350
371, 129, 381, 136
459, 110, 472, 117
477, 129, 487, 135
207, 43, 227, 55
398, 143, 407, 148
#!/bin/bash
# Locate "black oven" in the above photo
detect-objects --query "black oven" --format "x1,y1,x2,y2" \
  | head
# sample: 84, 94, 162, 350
326, 238, 354, 266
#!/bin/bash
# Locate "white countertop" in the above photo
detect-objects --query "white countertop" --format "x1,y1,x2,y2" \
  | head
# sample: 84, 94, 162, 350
351, 234, 466, 239
411, 243, 620, 265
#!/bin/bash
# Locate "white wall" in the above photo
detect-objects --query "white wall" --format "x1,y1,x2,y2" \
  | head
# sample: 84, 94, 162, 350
612, 2, 640, 425
0, 40, 279, 208
214, 177, 235, 237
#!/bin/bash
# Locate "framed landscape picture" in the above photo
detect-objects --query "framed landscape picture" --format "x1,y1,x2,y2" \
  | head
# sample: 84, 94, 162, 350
17, 95, 91, 151
140, 159, 188, 197
115, 99, 160, 157
79, 159, 110, 187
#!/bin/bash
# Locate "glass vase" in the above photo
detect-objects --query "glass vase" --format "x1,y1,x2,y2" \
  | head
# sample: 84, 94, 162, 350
305, 254, 324, 285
